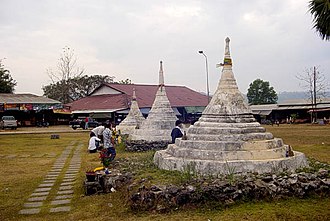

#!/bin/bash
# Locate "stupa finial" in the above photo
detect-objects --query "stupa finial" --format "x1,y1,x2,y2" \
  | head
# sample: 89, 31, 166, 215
132, 88, 136, 101
159, 61, 164, 87
223, 37, 232, 66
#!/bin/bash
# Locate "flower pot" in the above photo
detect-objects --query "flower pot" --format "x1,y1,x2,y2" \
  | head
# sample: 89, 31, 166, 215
86, 172, 96, 182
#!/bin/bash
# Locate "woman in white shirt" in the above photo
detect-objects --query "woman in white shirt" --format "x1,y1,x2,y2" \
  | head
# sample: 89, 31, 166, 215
88, 133, 101, 153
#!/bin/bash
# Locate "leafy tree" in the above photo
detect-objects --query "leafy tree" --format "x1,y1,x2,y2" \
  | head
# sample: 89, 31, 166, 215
247, 79, 278, 105
0, 60, 17, 93
43, 75, 114, 103
117, 78, 132, 84
308, 0, 330, 41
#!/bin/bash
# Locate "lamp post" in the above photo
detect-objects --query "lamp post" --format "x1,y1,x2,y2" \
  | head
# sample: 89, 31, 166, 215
198, 51, 210, 103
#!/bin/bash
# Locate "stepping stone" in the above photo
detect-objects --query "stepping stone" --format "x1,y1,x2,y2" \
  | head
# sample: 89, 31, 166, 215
5, 154, 17, 159
43, 180, 55, 183
50, 206, 71, 213
61, 182, 74, 186
31, 192, 49, 196
59, 185, 73, 190
46, 174, 58, 178
20, 154, 31, 158
19, 208, 40, 214
24, 202, 43, 208
54, 195, 73, 200
34, 187, 52, 192
57, 190, 74, 195
39, 183, 54, 187
51, 199, 71, 205
28, 196, 47, 201
62, 179, 75, 182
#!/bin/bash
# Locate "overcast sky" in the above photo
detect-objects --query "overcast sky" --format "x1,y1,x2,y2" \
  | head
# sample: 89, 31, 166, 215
1, 0, 329, 96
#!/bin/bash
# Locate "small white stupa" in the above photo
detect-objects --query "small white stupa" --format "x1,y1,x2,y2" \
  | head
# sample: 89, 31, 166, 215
130, 61, 178, 142
154, 38, 308, 175
117, 88, 145, 135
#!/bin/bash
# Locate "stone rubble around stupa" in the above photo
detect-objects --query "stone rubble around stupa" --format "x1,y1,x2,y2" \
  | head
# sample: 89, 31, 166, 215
130, 61, 178, 142
117, 88, 145, 135
154, 38, 308, 175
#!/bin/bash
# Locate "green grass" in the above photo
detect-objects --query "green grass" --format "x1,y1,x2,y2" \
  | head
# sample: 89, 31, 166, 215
0, 125, 329, 220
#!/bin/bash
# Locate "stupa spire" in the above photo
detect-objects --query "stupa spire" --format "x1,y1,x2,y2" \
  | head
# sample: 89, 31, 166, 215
159, 61, 164, 87
223, 37, 232, 67
132, 87, 137, 101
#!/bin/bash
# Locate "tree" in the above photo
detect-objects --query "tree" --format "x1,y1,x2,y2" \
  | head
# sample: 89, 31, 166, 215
296, 66, 329, 122
117, 78, 132, 84
43, 75, 114, 103
0, 59, 17, 93
308, 0, 330, 41
247, 79, 278, 105
46, 46, 84, 103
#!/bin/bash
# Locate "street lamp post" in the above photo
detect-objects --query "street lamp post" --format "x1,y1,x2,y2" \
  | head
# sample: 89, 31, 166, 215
198, 51, 210, 103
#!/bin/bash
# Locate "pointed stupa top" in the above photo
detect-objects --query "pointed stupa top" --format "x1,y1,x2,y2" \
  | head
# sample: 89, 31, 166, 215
159, 61, 165, 87
224, 37, 232, 66
202, 37, 251, 116
130, 61, 177, 142
132, 87, 137, 100
117, 87, 145, 134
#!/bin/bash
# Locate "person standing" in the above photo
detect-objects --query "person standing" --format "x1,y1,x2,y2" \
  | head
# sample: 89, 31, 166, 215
84, 116, 89, 129
171, 120, 184, 144
103, 123, 116, 162
91, 124, 105, 143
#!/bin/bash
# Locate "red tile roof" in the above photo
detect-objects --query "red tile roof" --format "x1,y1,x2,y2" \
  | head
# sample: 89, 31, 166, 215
69, 83, 208, 111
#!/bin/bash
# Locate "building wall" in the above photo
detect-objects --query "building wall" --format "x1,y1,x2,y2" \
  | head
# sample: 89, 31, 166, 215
92, 86, 122, 96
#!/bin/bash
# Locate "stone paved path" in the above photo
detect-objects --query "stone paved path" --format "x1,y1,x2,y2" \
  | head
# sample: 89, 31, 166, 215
19, 141, 83, 215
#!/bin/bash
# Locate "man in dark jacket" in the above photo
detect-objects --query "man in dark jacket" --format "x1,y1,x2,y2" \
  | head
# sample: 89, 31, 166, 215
171, 120, 184, 143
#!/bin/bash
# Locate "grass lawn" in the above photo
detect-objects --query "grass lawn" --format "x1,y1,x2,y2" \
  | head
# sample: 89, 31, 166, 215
0, 124, 329, 221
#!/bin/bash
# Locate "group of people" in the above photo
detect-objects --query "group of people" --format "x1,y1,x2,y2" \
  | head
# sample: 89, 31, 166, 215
87, 119, 184, 168
88, 122, 116, 162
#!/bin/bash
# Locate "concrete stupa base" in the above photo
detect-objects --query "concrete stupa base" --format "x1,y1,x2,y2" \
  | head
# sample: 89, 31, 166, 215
154, 145, 308, 175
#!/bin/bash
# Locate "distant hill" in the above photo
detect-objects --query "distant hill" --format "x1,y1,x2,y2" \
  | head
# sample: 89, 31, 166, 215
277, 91, 330, 103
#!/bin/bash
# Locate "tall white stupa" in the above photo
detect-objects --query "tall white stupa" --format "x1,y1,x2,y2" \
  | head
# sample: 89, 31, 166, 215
130, 61, 178, 142
154, 38, 308, 175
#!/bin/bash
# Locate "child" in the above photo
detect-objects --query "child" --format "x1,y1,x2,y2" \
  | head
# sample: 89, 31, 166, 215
88, 133, 101, 153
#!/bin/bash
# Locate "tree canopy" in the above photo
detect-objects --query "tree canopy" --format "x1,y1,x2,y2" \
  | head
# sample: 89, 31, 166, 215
247, 79, 278, 105
0, 60, 17, 93
308, 0, 330, 41
42, 75, 115, 103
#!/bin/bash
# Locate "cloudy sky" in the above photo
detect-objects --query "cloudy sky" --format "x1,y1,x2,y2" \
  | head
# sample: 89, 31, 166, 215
1, 0, 329, 96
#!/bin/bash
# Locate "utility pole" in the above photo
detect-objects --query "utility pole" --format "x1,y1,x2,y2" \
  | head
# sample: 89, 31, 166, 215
313, 66, 317, 123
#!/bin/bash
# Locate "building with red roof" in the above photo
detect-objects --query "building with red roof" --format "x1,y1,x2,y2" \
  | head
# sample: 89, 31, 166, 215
68, 83, 209, 123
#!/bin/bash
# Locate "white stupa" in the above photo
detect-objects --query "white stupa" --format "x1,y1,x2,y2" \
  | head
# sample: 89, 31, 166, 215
117, 88, 145, 135
154, 38, 308, 175
130, 61, 178, 142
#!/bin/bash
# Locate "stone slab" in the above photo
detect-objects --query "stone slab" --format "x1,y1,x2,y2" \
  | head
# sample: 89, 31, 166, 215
28, 196, 47, 201
23, 202, 43, 208
59, 185, 73, 190
31, 192, 49, 196
55, 195, 73, 200
60, 182, 74, 186
62, 179, 75, 182
34, 187, 52, 192
19, 208, 41, 214
57, 190, 74, 195
50, 206, 71, 213
51, 199, 71, 205
39, 183, 54, 187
